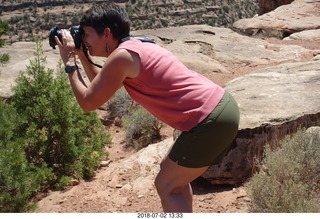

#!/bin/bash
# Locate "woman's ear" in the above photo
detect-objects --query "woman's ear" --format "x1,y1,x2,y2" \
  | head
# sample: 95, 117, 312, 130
104, 28, 111, 39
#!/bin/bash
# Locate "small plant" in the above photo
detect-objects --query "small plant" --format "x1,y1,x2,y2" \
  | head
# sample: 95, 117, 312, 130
246, 128, 320, 212
108, 88, 163, 149
0, 19, 8, 47
107, 87, 133, 120
0, 53, 10, 64
123, 105, 163, 149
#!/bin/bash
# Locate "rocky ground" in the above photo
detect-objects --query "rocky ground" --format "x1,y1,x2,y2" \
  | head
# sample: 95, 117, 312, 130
33, 124, 251, 213
34, 105, 251, 214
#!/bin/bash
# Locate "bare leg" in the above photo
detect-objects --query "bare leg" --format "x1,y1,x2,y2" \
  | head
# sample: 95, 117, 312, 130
155, 155, 209, 212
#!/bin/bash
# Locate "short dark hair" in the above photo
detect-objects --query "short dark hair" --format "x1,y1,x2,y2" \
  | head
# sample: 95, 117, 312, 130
80, 1, 130, 40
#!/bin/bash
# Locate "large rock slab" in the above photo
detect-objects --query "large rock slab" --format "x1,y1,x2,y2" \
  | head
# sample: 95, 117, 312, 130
202, 60, 320, 184
233, 0, 320, 36
284, 29, 320, 41
226, 61, 320, 129
135, 25, 316, 68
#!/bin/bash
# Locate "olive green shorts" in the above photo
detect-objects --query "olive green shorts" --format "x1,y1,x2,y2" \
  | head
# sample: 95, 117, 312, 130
168, 91, 240, 168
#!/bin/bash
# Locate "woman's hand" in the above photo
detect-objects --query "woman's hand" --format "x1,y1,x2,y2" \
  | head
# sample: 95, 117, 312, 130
74, 42, 85, 57
54, 29, 76, 66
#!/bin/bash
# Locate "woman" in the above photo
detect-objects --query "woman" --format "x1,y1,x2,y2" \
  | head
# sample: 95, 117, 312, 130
55, 1, 240, 213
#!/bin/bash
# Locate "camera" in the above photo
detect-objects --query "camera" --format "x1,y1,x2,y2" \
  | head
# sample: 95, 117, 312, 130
49, 26, 83, 49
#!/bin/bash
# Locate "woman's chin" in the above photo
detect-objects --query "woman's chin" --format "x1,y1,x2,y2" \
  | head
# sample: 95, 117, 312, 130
88, 51, 97, 57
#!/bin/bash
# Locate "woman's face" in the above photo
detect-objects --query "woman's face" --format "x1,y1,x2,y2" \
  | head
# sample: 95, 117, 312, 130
82, 26, 106, 56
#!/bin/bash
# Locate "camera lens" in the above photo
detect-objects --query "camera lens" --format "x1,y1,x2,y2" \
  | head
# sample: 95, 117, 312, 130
49, 26, 83, 49
49, 26, 61, 49
70, 26, 83, 49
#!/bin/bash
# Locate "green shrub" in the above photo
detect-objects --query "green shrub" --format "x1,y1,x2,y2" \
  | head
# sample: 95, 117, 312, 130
123, 105, 163, 149
107, 87, 133, 120
0, 100, 51, 212
11, 38, 111, 189
0, 19, 8, 47
0, 53, 10, 64
108, 88, 163, 149
246, 128, 320, 212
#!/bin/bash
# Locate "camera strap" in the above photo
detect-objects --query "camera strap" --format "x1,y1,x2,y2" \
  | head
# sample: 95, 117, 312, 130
119, 35, 155, 44
84, 36, 155, 69
82, 45, 103, 68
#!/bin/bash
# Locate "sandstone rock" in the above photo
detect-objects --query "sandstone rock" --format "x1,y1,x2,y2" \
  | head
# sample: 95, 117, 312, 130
202, 60, 320, 184
234, 0, 320, 37
306, 126, 320, 140
284, 29, 320, 41
100, 139, 171, 194
100, 160, 112, 168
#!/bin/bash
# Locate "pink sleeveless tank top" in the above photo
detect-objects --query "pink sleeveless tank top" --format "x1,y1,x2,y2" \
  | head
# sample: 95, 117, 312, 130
118, 39, 224, 131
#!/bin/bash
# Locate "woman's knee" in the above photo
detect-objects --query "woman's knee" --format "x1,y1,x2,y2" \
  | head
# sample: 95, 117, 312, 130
155, 157, 171, 193
154, 171, 166, 195
154, 171, 184, 197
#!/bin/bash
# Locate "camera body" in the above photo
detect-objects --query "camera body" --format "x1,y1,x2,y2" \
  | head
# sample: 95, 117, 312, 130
49, 26, 83, 49
48, 25, 155, 68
